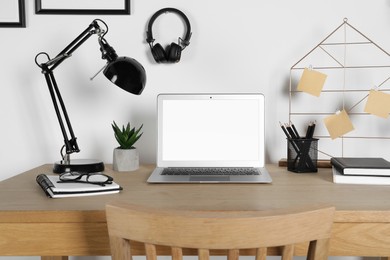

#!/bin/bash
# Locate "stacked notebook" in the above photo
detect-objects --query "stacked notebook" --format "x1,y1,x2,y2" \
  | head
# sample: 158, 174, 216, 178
36, 174, 122, 198
331, 157, 390, 185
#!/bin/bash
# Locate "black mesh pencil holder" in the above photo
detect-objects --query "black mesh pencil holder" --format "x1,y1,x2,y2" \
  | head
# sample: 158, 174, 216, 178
287, 138, 318, 173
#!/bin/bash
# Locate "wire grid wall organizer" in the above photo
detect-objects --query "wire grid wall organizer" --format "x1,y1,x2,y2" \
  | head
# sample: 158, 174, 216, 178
289, 18, 390, 159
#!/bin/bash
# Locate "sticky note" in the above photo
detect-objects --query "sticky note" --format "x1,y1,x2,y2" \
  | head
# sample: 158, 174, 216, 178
297, 68, 327, 97
323, 109, 354, 139
364, 90, 390, 118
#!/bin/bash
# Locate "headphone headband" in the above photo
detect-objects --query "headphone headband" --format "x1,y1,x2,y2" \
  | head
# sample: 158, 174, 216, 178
146, 8, 192, 48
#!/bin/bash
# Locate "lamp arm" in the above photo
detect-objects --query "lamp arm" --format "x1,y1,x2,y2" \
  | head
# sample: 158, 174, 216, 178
47, 20, 103, 70
36, 20, 108, 158
41, 64, 79, 155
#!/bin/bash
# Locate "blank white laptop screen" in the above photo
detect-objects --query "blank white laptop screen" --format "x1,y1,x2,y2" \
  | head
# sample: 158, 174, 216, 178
157, 94, 265, 168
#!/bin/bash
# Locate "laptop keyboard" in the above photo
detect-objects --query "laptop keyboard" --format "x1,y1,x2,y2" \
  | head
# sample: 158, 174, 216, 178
161, 167, 260, 176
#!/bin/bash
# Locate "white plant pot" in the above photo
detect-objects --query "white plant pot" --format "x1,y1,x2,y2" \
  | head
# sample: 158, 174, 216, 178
113, 148, 139, 172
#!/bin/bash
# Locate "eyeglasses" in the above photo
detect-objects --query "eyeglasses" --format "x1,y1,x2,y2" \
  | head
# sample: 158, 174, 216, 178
58, 172, 113, 186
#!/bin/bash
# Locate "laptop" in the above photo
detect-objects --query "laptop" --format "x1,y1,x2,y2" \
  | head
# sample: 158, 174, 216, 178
147, 93, 272, 183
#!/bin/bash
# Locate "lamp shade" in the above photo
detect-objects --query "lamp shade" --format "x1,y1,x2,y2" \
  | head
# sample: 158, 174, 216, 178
104, 56, 146, 95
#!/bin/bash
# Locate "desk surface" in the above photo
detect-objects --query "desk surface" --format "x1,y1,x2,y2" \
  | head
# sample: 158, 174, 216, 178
0, 164, 390, 257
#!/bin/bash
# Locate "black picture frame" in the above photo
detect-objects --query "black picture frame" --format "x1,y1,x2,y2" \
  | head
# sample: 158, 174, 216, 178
0, 0, 26, 28
35, 0, 130, 15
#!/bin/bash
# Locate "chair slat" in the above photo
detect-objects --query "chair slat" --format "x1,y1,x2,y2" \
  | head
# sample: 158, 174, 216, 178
281, 244, 294, 260
307, 238, 330, 260
109, 236, 132, 260
255, 247, 267, 260
172, 247, 183, 260
198, 248, 210, 260
145, 243, 157, 260
228, 249, 239, 260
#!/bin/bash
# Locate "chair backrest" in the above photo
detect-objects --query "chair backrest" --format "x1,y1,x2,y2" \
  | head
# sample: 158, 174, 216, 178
105, 202, 335, 260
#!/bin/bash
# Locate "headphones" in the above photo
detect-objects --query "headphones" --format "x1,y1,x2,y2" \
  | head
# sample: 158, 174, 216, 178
146, 8, 192, 63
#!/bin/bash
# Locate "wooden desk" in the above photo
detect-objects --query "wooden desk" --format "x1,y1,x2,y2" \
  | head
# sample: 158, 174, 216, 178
0, 164, 390, 260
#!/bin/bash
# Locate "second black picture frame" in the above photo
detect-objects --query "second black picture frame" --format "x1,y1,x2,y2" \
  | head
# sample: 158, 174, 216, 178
35, 0, 130, 15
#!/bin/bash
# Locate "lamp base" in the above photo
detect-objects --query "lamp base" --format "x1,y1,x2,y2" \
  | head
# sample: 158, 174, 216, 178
53, 159, 105, 174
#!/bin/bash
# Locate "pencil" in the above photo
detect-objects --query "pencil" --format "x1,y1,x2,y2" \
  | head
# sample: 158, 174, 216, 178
290, 121, 301, 139
279, 122, 291, 139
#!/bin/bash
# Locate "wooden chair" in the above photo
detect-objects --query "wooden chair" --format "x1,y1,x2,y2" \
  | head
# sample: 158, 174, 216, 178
106, 202, 335, 260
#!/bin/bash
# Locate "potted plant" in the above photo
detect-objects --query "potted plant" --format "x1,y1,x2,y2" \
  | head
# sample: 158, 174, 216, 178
111, 121, 143, 171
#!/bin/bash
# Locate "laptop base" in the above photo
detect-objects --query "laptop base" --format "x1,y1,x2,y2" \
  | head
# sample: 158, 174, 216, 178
147, 167, 272, 183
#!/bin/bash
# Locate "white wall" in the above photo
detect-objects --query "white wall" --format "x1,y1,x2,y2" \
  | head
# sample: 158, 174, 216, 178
1, 0, 390, 259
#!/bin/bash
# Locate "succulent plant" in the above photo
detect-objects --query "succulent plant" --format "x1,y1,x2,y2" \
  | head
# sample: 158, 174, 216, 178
111, 121, 143, 149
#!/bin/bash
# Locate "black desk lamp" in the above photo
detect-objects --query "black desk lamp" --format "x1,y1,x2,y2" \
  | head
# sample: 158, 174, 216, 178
35, 19, 146, 173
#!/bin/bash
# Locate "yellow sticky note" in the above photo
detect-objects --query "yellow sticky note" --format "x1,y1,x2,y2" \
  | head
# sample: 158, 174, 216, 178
364, 90, 390, 118
297, 68, 327, 97
323, 109, 354, 139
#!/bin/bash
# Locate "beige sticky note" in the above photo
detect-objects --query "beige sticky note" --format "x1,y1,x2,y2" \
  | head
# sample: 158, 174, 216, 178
323, 109, 354, 139
364, 90, 390, 118
297, 68, 327, 97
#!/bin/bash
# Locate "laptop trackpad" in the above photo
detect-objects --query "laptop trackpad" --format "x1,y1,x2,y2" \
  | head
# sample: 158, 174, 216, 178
190, 176, 230, 182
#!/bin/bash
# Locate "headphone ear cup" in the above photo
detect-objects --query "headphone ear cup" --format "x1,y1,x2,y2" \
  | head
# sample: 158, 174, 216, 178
151, 43, 167, 63
166, 43, 182, 63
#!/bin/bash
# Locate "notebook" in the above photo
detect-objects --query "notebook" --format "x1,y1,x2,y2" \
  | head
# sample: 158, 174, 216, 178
147, 93, 272, 183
